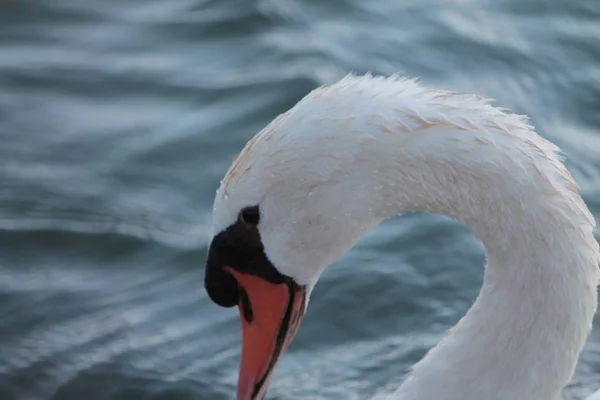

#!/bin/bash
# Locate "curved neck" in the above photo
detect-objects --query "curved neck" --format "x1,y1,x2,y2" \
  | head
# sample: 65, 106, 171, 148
215, 75, 599, 399
363, 129, 600, 399
215, 75, 599, 400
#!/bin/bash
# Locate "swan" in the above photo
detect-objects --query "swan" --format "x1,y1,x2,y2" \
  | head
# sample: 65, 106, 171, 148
204, 74, 600, 400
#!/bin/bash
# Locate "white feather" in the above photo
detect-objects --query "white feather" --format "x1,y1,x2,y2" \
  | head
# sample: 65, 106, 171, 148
211, 74, 600, 400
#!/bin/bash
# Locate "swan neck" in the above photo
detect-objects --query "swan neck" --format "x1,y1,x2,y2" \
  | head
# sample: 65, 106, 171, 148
371, 135, 599, 400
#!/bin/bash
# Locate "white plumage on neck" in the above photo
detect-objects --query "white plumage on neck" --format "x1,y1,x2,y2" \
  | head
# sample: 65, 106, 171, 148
211, 75, 600, 399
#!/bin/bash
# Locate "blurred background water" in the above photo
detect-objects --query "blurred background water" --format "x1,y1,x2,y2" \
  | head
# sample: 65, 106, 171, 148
0, 0, 599, 399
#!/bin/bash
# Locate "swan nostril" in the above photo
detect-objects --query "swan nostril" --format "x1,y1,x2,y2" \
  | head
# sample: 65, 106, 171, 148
238, 286, 254, 323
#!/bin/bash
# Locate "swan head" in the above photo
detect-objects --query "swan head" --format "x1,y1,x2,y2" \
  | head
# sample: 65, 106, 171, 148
204, 74, 600, 400
204, 132, 377, 400
204, 77, 391, 400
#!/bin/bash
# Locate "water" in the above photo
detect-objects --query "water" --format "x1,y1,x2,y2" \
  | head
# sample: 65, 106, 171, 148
1, 0, 599, 399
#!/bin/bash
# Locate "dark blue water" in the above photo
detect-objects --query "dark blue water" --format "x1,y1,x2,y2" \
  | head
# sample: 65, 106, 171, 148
0, 0, 599, 399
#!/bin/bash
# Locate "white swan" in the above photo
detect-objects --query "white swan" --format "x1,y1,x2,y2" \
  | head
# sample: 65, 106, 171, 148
204, 74, 600, 400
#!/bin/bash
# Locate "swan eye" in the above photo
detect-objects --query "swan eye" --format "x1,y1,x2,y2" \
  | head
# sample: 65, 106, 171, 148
239, 206, 260, 227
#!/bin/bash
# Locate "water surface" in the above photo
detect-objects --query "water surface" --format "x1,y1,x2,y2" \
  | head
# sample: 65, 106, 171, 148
1, 0, 599, 399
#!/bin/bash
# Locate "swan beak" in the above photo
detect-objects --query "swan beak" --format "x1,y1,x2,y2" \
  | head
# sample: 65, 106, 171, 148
225, 268, 306, 400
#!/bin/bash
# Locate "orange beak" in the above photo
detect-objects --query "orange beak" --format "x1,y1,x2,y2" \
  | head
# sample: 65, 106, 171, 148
225, 267, 306, 400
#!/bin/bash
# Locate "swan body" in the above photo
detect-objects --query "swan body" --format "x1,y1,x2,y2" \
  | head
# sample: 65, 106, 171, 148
205, 74, 600, 400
